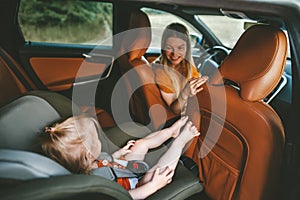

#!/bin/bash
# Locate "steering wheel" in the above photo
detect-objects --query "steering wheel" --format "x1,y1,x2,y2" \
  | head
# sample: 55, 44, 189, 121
195, 45, 230, 76
205, 45, 230, 64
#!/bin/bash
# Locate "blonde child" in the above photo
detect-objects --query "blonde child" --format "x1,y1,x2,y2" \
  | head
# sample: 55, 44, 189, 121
41, 114, 200, 200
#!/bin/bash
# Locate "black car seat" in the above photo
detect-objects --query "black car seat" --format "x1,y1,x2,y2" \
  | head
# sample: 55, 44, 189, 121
0, 91, 80, 153
0, 149, 71, 180
0, 91, 132, 200
185, 24, 287, 200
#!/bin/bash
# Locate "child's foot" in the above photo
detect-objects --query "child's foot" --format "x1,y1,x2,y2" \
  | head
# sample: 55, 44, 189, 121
176, 121, 200, 145
169, 116, 189, 138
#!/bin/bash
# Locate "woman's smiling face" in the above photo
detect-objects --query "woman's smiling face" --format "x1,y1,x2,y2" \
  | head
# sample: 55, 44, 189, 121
164, 37, 187, 67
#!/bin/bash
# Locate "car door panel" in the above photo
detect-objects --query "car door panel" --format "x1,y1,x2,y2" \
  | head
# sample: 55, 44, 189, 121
19, 45, 114, 96
30, 57, 107, 91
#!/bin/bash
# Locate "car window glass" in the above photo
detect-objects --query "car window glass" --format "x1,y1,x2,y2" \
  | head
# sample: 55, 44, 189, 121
18, 0, 113, 46
141, 7, 202, 51
197, 15, 291, 58
197, 15, 257, 48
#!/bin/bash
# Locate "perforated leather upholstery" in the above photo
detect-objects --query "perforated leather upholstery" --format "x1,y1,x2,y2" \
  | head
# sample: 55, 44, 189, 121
185, 24, 287, 200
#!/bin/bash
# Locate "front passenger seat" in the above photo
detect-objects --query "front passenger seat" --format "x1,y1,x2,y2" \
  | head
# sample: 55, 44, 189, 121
115, 10, 178, 131
185, 24, 287, 200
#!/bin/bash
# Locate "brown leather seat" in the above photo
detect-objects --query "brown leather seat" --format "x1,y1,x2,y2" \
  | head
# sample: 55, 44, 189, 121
185, 24, 287, 200
115, 10, 178, 130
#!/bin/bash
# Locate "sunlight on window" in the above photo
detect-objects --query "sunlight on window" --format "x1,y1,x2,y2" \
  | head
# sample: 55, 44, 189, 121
198, 15, 256, 48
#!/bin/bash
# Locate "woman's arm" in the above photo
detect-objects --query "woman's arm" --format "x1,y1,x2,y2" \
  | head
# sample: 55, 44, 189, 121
161, 91, 187, 114
161, 76, 208, 114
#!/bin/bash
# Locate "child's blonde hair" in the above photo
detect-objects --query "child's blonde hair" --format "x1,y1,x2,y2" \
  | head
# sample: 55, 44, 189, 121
41, 114, 101, 174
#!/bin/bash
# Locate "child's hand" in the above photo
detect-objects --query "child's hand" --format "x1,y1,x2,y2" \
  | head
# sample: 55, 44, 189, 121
150, 167, 174, 191
123, 140, 135, 150
112, 140, 135, 159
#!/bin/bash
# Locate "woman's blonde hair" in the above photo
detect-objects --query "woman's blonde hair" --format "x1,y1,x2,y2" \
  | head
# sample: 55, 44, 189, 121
41, 114, 101, 174
159, 23, 195, 97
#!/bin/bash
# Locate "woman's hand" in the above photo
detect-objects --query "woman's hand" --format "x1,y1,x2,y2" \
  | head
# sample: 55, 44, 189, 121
181, 76, 208, 99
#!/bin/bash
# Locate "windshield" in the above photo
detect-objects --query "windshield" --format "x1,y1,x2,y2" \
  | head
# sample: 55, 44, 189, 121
197, 15, 257, 49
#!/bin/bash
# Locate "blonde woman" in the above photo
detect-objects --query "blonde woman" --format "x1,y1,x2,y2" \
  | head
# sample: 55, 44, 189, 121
41, 114, 200, 200
153, 23, 208, 115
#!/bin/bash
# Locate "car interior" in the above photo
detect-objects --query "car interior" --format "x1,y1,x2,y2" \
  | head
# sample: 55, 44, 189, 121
0, 0, 299, 199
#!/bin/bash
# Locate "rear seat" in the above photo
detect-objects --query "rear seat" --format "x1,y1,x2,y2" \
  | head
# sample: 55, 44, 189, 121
0, 47, 203, 199
0, 92, 203, 199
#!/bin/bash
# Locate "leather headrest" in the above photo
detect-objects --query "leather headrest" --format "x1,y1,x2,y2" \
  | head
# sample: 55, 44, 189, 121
121, 10, 152, 61
211, 24, 287, 101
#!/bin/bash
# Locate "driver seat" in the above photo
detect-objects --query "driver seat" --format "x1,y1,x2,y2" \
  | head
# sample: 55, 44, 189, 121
185, 24, 287, 200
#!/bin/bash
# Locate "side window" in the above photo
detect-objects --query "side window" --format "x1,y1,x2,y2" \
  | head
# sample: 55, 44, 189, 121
197, 15, 256, 48
18, 0, 113, 47
141, 8, 202, 51
197, 15, 290, 58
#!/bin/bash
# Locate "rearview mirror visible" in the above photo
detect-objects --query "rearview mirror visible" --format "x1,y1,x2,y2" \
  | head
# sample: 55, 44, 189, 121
244, 21, 262, 30
190, 33, 203, 48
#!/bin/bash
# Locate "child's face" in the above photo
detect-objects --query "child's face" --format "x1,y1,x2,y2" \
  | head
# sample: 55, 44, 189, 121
164, 37, 187, 66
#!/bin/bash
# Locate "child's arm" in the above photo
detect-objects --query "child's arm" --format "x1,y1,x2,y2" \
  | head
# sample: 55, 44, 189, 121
111, 140, 135, 159
128, 167, 173, 200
